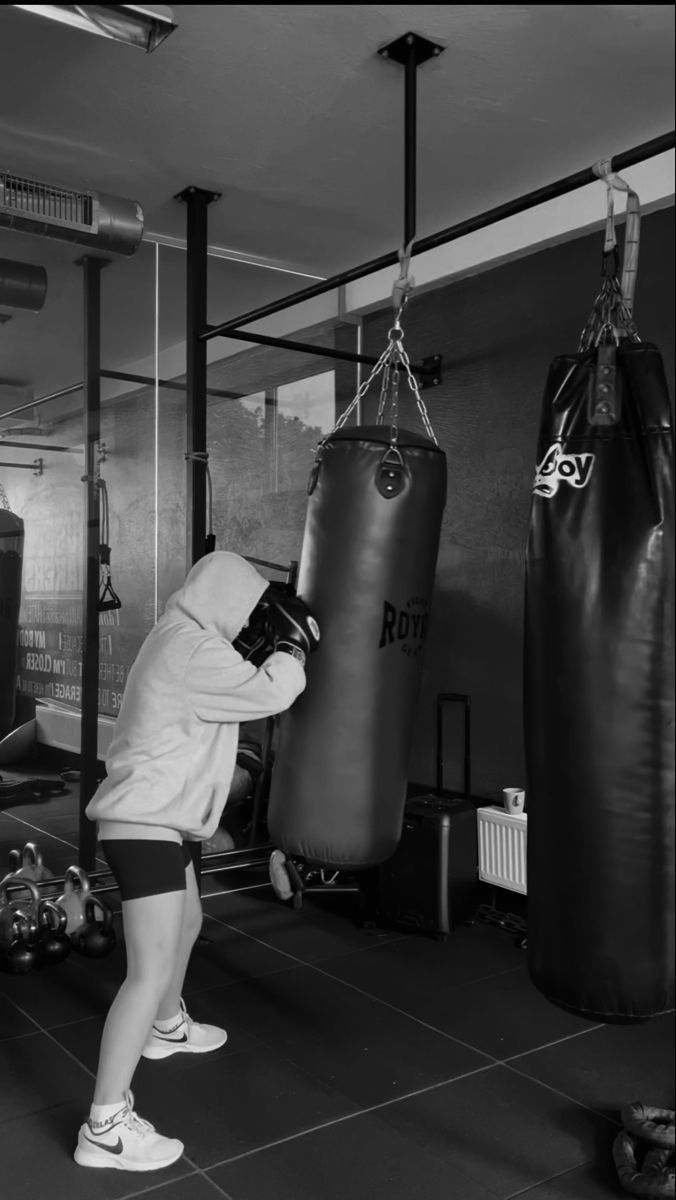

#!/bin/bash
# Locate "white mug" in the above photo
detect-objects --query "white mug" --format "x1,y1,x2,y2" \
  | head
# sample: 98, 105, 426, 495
503, 787, 525, 815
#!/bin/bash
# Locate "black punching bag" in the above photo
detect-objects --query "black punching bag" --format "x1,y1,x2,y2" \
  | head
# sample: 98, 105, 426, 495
524, 341, 675, 1022
0, 507, 24, 739
268, 425, 447, 869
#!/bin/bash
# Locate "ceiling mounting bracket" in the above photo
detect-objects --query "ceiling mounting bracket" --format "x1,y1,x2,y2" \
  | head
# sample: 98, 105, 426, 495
377, 31, 444, 67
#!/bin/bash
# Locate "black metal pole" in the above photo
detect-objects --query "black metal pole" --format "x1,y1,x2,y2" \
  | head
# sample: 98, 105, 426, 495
0, 382, 84, 421
176, 186, 219, 567
404, 37, 417, 247
77, 255, 109, 872
202, 325, 435, 374
100, 369, 240, 400
201, 129, 675, 343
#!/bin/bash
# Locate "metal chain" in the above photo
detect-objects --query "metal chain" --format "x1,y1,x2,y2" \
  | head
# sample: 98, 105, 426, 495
578, 271, 641, 352
331, 342, 394, 434
394, 333, 438, 443
322, 245, 439, 448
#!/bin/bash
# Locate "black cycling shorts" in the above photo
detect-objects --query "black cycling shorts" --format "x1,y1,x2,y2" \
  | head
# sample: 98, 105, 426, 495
101, 839, 201, 901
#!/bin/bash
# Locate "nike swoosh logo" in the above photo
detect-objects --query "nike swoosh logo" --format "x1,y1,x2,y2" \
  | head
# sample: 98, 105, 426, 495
154, 1031, 188, 1043
84, 1134, 124, 1155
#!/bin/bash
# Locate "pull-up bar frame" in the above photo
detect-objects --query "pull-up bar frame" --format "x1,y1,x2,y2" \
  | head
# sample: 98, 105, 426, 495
204, 129, 675, 342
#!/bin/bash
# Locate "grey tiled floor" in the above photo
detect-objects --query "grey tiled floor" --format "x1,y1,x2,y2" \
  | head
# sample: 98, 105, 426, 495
1, 779, 673, 1200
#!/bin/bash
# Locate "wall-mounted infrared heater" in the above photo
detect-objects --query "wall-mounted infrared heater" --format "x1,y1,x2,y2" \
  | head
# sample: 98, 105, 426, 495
0, 169, 144, 256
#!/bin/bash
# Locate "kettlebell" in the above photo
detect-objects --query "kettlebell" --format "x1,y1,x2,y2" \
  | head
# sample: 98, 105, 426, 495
0, 874, 41, 952
1, 909, 39, 975
56, 866, 91, 937
10, 842, 54, 884
75, 896, 116, 958
37, 900, 72, 966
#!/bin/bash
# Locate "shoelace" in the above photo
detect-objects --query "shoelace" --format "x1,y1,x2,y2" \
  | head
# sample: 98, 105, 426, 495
179, 998, 193, 1035
121, 1092, 155, 1137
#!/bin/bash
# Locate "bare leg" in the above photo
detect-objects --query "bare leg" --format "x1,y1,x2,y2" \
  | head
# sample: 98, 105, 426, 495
155, 861, 202, 1022
93, 888, 186, 1105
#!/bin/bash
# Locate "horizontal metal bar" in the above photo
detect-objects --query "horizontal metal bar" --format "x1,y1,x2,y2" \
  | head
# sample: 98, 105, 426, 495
0, 372, 242, 423
0, 439, 74, 452
204, 130, 675, 340
0, 459, 40, 470
244, 554, 295, 574
0, 382, 84, 422
101, 369, 240, 401
201, 326, 436, 376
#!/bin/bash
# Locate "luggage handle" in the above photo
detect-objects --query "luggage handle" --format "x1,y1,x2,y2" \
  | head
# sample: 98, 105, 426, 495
435, 693, 471, 800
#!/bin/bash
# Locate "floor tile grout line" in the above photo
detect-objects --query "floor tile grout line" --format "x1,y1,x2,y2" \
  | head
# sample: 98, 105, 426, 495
192, 910, 638, 1134
500, 1023, 604, 1066
202, 882, 273, 897
502, 1058, 624, 1129
113, 1163, 235, 1200
200, 909, 545, 1064
201, 898, 412, 960
0, 990, 106, 1089
503, 1157, 602, 1200
204, 1059, 500, 1170
0, 809, 108, 865
308, 959, 502, 1061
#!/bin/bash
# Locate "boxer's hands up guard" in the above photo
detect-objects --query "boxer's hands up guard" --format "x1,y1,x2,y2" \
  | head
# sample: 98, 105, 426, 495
267, 595, 320, 667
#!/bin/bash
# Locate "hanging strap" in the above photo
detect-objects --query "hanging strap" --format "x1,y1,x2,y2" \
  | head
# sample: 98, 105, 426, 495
592, 158, 641, 314
391, 239, 415, 318
98, 478, 122, 612
578, 161, 642, 351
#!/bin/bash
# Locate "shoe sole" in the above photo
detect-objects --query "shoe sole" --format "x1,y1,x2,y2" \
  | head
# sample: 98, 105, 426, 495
269, 851, 293, 901
142, 1033, 228, 1060
74, 1143, 184, 1171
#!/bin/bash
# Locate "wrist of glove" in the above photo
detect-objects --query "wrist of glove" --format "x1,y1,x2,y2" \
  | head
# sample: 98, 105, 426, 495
274, 641, 307, 668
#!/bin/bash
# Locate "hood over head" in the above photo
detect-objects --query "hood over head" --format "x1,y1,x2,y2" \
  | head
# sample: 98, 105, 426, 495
163, 552, 270, 641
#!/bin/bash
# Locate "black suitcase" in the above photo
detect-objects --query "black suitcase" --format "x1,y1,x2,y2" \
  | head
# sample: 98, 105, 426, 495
374, 795, 479, 938
365, 694, 480, 938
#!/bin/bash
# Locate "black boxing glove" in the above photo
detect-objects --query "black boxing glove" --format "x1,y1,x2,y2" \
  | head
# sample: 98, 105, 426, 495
233, 582, 294, 666
267, 595, 320, 665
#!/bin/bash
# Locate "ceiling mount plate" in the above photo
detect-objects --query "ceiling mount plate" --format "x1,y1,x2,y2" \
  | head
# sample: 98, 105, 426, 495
378, 32, 445, 66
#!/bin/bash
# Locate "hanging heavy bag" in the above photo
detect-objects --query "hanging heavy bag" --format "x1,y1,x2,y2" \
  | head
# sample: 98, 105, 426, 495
268, 316, 447, 870
524, 167, 675, 1022
0, 502, 24, 740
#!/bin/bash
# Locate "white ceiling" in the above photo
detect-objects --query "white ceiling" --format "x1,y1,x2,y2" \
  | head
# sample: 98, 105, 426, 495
0, 3, 674, 401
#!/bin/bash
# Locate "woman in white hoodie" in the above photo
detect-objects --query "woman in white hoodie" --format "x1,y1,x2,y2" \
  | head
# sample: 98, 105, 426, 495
74, 552, 317, 1173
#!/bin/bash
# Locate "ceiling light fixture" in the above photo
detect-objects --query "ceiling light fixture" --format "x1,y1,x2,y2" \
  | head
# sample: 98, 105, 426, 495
12, 5, 177, 53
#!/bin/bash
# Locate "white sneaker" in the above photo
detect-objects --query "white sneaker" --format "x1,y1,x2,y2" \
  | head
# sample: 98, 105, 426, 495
142, 997, 227, 1060
269, 849, 293, 901
74, 1092, 183, 1172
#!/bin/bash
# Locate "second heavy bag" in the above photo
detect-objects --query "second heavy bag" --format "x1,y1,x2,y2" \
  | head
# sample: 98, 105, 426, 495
268, 425, 447, 869
524, 341, 675, 1022
0, 507, 24, 740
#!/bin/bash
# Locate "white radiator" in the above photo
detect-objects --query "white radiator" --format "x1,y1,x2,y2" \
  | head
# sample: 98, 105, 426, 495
477, 806, 527, 895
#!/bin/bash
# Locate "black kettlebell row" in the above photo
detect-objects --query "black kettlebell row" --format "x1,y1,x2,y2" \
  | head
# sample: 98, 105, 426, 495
0, 847, 116, 976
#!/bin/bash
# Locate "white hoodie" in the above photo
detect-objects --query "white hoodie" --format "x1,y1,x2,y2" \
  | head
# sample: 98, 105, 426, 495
87, 552, 306, 843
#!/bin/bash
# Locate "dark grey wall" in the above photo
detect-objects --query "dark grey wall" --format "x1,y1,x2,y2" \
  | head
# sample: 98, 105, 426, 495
362, 207, 675, 800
